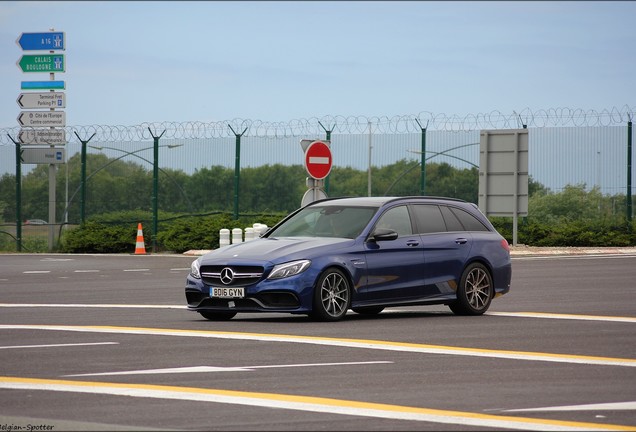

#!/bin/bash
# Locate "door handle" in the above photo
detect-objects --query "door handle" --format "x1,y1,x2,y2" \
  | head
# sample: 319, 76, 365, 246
455, 238, 468, 245
406, 240, 420, 247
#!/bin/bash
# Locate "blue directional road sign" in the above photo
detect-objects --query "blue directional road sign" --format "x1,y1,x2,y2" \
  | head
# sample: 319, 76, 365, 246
16, 32, 65, 51
21, 81, 65, 90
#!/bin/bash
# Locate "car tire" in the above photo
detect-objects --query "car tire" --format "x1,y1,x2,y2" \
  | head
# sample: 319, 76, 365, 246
352, 306, 384, 315
449, 262, 493, 315
310, 268, 351, 322
198, 311, 237, 321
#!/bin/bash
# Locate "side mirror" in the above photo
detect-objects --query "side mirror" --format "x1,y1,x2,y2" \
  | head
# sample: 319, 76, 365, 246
369, 228, 398, 242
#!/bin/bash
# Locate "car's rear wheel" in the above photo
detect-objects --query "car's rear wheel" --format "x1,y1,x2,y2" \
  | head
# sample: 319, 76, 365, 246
449, 262, 493, 315
352, 306, 385, 315
311, 268, 351, 322
198, 311, 237, 321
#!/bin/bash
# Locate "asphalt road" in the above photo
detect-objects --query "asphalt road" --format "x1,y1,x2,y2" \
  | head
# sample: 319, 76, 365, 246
0, 253, 635, 431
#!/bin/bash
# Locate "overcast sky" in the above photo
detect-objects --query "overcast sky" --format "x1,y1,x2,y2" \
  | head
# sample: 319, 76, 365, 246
1, 1, 635, 129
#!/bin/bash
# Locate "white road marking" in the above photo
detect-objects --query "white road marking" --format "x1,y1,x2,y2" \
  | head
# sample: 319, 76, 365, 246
505, 401, 636, 412
0, 342, 118, 350
74, 270, 100, 273
0, 377, 631, 431
123, 268, 150, 272
487, 311, 636, 323
513, 254, 636, 261
23, 271, 50, 274
1, 325, 634, 368
65, 361, 393, 377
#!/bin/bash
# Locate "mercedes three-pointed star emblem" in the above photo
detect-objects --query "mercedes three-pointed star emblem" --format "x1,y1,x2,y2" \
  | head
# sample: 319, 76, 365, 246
220, 267, 234, 285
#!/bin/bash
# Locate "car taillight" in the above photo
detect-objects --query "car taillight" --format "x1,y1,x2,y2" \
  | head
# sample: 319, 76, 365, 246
501, 239, 510, 252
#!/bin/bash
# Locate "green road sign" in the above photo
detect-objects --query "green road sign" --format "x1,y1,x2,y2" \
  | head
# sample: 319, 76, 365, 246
17, 54, 65, 73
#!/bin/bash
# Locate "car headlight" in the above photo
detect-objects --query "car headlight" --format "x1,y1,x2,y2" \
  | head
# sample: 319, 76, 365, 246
268, 260, 311, 280
190, 259, 201, 279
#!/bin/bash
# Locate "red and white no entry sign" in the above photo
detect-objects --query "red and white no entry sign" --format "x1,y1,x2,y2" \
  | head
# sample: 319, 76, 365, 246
304, 140, 332, 180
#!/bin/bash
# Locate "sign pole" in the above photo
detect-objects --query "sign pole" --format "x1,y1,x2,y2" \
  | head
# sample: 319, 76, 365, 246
47, 37, 56, 251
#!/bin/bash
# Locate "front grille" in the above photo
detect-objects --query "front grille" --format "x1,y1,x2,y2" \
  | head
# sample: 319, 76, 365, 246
200, 265, 264, 287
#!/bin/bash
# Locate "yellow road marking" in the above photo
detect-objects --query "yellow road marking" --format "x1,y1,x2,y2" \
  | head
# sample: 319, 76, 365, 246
1, 376, 634, 431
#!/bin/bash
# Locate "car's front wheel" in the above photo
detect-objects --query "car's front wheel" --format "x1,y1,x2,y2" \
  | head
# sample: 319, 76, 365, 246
198, 311, 237, 321
449, 263, 493, 315
311, 268, 351, 322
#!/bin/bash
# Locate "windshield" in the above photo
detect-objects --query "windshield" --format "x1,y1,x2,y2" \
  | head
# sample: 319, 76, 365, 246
268, 205, 378, 239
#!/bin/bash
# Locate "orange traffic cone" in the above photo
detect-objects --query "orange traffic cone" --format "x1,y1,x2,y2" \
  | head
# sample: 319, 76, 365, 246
134, 223, 147, 255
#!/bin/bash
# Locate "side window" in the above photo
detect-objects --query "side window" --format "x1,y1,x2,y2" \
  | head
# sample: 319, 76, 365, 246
375, 205, 413, 237
440, 205, 464, 232
449, 207, 489, 232
411, 204, 447, 234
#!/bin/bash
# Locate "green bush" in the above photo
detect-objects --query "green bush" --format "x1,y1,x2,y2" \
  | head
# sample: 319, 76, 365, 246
60, 211, 287, 254
490, 216, 635, 247
158, 212, 286, 253
61, 220, 142, 253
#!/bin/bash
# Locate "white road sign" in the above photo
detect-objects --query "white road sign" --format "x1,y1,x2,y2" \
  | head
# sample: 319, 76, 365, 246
17, 92, 65, 109
18, 128, 67, 145
21, 147, 66, 165
17, 110, 66, 127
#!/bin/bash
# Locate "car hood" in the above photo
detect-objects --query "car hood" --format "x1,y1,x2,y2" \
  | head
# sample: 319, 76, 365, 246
199, 237, 353, 265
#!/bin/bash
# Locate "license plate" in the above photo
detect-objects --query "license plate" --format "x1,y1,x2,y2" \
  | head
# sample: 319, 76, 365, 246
211, 287, 245, 298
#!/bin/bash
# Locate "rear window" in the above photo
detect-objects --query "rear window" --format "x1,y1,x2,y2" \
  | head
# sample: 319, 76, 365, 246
411, 204, 447, 234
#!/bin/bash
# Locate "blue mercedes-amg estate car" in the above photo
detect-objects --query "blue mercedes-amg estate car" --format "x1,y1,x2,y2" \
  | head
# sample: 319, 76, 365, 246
185, 196, 511, 321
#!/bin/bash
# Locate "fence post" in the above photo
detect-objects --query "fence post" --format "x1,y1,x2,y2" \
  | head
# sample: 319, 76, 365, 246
415, 119, 429, 196
7, 135, 22, 252
228, 125, 247, 220
628, 117, 633, 224
318, 121, 334, 194
73, 132, 96, 225
148, 128, 166, 253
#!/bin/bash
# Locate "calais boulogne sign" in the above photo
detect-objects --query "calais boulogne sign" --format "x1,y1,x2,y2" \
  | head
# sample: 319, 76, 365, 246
17, 54, 65, 73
